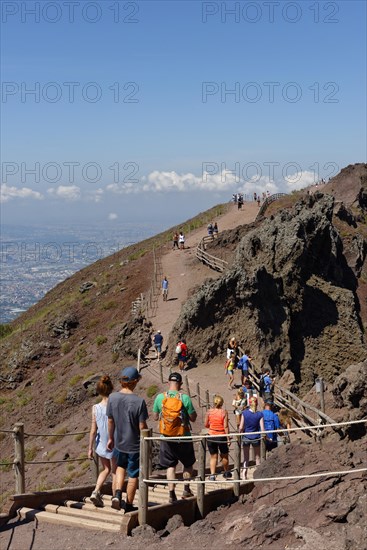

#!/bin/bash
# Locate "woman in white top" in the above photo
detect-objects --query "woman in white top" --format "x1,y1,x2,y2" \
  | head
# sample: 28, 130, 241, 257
179, 231, 185, 249
88, 375, 117, 507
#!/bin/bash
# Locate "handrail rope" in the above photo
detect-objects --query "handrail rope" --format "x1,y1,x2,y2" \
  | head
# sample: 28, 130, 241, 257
24, 457, 89, 465
23, 430, 89, 437
143, 418, 367, 441
0, 429, 15, 434
144, 467, 367, 485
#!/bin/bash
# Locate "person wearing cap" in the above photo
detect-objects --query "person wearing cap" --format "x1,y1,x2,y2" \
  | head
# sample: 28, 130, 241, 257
262, 399, 280, 452
153, 330, 163, 361
152, 372, 197, 504
106, 367, 148, 512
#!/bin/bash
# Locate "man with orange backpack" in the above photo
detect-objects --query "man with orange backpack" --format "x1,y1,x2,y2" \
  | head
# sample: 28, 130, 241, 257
152, 372, 197, 503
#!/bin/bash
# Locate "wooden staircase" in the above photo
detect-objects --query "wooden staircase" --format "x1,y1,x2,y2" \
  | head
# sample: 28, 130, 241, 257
17, 475, 249, 534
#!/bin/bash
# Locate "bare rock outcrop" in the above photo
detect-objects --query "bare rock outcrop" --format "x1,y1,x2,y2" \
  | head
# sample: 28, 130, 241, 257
173, 193, 366, 390
113, 315, 152, 359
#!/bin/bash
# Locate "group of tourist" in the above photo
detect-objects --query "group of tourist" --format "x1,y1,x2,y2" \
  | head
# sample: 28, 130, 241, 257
207, 221, 219, 239
88, 350, 292, 510
172, 231, 186, 249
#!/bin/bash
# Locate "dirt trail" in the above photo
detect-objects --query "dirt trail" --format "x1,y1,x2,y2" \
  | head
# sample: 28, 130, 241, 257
147, 202, 259, 415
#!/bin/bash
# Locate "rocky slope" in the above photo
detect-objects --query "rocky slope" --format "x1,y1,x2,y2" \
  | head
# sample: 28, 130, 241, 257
172, 167, 367, 392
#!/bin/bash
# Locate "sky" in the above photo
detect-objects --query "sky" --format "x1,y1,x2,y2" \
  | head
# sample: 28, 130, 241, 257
1, 0, 366, 226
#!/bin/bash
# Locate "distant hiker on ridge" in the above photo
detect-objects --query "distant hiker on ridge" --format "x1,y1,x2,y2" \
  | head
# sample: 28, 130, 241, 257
162, 276, 169, 302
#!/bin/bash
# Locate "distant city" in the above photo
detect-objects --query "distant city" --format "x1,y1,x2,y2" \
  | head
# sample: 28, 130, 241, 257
0, 223, 163, 324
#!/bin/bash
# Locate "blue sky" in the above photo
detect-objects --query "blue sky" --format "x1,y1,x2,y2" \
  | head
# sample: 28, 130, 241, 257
1, 0, 366, 226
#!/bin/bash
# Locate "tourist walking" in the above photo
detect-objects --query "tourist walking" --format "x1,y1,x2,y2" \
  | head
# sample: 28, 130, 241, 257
224, 350, 236, 390
205, 395, 231, 480
172, 231, 179, 249
107, 367, 148, 512
179, 231, 185, 249
262, 399, 280, 452
232, 388, 247, 429
88, 375, 117, 507
277, 408, 293, 445
237, 351, 253, 386
176, 338, 188, 371
152, 372, 197, 503
213, 222, 218, 238
259, 367, 274, 403
153, 330, 163, 361
162, 276, 169, 301
239, 396, 265, 479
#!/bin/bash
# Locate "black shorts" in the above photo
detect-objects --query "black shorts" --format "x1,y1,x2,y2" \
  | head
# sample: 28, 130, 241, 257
159, 439, 196, 469
207, 436, 229, 456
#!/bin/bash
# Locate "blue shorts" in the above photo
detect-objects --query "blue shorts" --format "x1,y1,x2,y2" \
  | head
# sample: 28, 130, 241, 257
155, 344, 162, 353
242, 436, 261, 446
178, 354, 187, 363
116, 451, 140, 478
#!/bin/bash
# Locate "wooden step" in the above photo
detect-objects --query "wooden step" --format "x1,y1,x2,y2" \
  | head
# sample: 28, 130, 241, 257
44, 504, 123, 524
18, 507, 122, 533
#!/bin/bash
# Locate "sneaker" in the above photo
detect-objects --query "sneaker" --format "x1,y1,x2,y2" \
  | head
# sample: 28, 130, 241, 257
90, 491, 103, 507
169, 491, 177, 504
181, 488, 194, 499
209, 475, 216, 481
223, 471, 232, 479
111, 493, 121, 510
124, 503, 138, 514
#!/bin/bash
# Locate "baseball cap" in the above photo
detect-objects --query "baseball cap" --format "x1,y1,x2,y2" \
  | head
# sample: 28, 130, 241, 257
119, 366, 141, 381
157, 330, 161, 333
168, 372, 182, 383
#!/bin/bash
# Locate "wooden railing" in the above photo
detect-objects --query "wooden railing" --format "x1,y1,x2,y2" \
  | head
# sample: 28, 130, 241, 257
256, 193, 287, 220
196, 236, 228, 272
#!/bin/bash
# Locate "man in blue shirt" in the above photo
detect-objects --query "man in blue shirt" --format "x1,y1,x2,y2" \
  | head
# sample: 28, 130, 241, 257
262, 400, 280, 452
237, 351, 252, 385
162, 276, 169, 302
153, 330, 163, 361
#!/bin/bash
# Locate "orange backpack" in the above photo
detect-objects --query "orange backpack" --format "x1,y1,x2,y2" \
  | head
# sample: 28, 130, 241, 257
159, 392, 185, 437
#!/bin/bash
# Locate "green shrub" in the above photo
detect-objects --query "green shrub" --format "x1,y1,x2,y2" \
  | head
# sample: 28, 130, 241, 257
61, 342, 72, 354
86, 319, 99, 329
54, 390, 67, 404
0, 459, 12, 472
48, 426, 68, 445
75, 347, 87, 363
0, 324, 13, 339
111, 352, 119, 363
69, 374, 83, 387
46, 371, 56, 383
95, 335, 107, 346
25, 446, 39, 462
146, 385, 158, 398
101, 300, 117, 310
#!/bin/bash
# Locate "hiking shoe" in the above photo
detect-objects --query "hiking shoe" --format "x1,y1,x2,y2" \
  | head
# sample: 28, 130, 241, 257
111, 494, 121, 510
223, 471, 232, 479
90, 491, 103, 507
169, 491, 178, 504
181, 488, 194, 499
209, 475, 216, 481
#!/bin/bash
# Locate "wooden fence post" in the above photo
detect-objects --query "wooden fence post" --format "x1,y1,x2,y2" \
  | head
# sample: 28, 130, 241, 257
138, 428, 151, 526
159, 362, 163, 383
137, 348, 141, 372
13, 422, 25, 494
197, 437, 206, 518
233, 434, 241, 497
206, 390, 210, 408
196, 383, 201, 407
260, 436, 266, 463
184, 375, 191, 397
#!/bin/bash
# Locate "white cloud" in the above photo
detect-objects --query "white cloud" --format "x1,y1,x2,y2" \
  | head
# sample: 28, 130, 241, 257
0, 183, 44, 203
284, 170, 317, 190
47, 185, 81, 200
108, 212, 118, 220
87, 188, 104, 203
